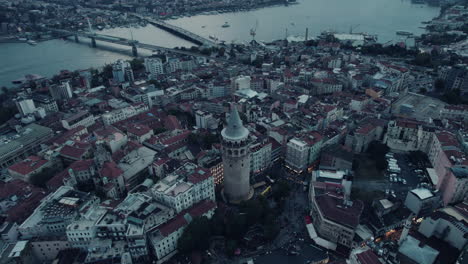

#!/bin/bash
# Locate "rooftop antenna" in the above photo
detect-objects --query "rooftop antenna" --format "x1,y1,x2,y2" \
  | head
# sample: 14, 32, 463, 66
350, 24, 360, 34
86, 17, 93, 34
129, 28, 134, 41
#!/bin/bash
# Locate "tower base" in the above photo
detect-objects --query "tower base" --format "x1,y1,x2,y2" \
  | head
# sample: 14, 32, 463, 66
221, 187, 254, 204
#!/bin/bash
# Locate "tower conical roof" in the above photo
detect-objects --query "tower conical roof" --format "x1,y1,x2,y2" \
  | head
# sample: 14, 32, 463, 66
222, 104, 249, 140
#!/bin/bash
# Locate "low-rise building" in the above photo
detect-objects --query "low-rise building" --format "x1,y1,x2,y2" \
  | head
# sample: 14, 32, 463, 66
18, 186, 99, 239
151, 163, 215, 213
0, 124, 53, 169
418, 202, 468, 251
148, 199, 216, 261
61, 111, 95, 130
404, 188, 440, 216
7, 156, 52, 182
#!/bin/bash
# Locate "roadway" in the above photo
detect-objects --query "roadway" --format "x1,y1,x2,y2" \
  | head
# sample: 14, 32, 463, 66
47, 27, 228, 61
130, 13, 219, 47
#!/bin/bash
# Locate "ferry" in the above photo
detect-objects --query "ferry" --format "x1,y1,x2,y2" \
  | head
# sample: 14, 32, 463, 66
222, 22, 230, 28
396, 30, 413, 36
27, 40, 37, 46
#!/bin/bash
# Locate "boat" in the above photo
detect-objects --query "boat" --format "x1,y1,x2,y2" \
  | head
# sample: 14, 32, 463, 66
222, 22, 230, 28
27, 40, 37, 46
396, 30, 413, 36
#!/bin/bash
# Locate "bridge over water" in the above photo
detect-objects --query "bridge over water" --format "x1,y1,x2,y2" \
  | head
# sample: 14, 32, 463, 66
48, 28, 219, 59
130, 14, 219, 47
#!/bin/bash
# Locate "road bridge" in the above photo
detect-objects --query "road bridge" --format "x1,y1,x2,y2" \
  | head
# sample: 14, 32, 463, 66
130, 14, 219, 47
48, 28, 221, 59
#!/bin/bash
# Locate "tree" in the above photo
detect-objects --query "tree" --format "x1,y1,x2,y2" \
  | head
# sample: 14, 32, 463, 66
29, 167, 60, 188
210, 209, 225, 236
413, 52, 432, 67
434, 78, 445, 92
263, 221, 279, 241
229, 48, 236, 58
130, 58, 145, 72
177, 216, 212, 254
102, 64, 113, 80
272, 179, 291, 202
217, 47, 225, 57
225, 213, 247, 240
240, 199, 265, 225
0, 106, 18, 126
225, 239, 238, 256
367, 141, 389, 157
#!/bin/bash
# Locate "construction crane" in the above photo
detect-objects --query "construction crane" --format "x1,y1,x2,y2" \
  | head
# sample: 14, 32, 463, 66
250, 19, 258, 41
86, 17, 94, 34
349, 24, 360, 34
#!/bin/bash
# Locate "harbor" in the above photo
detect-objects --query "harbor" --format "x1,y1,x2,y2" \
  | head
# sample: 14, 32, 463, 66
0, 0, 439, 87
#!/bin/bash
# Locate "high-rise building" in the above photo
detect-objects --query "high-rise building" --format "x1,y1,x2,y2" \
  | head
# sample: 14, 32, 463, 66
145, 57, 164, 79
49, 81, 73, 100
15, 97, 36, 116
221, 104, 253, 202
112, 59, 133, 83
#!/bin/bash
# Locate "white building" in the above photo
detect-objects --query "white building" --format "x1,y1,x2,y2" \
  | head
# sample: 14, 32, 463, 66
15, 98, 36, 116
113, 59, 133, 83
195, 110, 213, 129
166, 58, 182, 73
418, 204, 468, 250
151, 163, 215, 213
61, 111, 95, 130
18, 186, 99, 239
49, 81, 73, 100
404, 188, 440, 216
285, 132, 323, 173
145, 57, 164, 79
149, 199, 216, 261
102, 103, 149, 125
285, 138, 309, 173
250, 140, 272, 174
231, 75, 251, 94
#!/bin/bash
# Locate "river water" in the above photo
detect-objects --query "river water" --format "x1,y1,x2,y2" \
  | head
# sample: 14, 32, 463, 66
0, 0, 439, 88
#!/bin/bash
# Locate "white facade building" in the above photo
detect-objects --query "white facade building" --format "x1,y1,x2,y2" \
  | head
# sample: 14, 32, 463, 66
15, 98, 36, 116
195, 110, 213, 129
102, 103, 149, 125
145, 57, 164, 79
285, 138, 309, 173
151, 163, 215, 213
50, 81, 73, 100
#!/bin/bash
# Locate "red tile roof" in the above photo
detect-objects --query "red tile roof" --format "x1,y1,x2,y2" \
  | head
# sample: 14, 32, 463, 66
100, 161, 123, 179
8, 156, 48, 176
126, 124, 152, 137
356, 249, 382, 264
69, 159, 94, 172
46, 169, 69, 190
164, 115, 182, 130
60, 145, 87, 160
158, 199, 216, 237
315, 194, 363, 228
187, 168, 212, 184
159, 214, 188, 237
